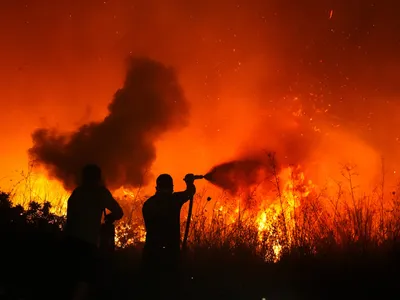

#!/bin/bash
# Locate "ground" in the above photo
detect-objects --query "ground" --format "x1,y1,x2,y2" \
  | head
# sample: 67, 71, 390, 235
0, 195, 399, 300
1, 236, 399, 300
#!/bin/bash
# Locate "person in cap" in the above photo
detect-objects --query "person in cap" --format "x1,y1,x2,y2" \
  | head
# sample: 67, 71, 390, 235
141, 173, 196, 299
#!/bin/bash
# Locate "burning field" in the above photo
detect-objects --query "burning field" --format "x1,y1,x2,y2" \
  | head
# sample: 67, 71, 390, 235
2, 0, 400, 266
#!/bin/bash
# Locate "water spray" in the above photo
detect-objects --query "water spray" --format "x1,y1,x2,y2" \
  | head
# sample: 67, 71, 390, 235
181, 159, 265, 252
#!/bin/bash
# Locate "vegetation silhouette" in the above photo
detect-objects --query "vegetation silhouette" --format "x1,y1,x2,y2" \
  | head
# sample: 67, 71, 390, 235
1, 161, 400, 299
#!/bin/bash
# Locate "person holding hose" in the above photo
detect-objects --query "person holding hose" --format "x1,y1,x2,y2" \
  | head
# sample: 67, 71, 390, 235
142, 173, 197, 299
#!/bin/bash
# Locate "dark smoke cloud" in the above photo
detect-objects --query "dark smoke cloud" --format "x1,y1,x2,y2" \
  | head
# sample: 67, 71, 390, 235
28, 57, 190, 191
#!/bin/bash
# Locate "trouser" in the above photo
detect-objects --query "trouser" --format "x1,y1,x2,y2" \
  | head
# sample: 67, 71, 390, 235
63, 236, 99, 299
95, 252, 114, 300
141, 247, 181, 300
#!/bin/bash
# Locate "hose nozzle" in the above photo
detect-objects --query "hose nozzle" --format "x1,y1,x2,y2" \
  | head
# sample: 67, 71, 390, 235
184, 173, 212, 182
184, 174, 204, 182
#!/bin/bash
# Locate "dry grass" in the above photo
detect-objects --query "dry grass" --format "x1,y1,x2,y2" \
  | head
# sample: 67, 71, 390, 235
2, 162, 400, 299
4, 159, 400, 263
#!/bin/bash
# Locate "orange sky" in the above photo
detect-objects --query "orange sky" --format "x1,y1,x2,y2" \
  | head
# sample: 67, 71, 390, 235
1, 0, 400, 194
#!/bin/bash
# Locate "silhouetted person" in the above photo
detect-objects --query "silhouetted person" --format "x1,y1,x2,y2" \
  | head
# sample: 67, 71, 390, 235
141, 173, 196, 299
64, 164, 123, 300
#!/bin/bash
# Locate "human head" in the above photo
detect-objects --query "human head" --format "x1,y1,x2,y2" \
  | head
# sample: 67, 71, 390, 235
81, 164, 102, 186
156, 174, 173, 194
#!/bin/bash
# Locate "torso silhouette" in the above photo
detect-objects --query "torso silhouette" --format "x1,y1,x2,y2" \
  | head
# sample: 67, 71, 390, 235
142, 186, 195, 252
65, 185, 121, 246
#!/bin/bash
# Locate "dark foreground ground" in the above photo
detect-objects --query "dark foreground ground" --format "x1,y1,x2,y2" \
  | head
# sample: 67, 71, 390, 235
1, 231, 399, 300
0, 195, 399, 300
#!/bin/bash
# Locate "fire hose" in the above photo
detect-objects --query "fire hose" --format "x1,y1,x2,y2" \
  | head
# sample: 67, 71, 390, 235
182, 174, 211, 253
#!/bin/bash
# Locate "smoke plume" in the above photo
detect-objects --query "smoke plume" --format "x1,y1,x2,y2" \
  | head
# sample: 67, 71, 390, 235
28, 57, 190, 191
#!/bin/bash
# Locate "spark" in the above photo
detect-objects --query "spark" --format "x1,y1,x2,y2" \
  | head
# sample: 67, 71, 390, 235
329, 10, 334, 19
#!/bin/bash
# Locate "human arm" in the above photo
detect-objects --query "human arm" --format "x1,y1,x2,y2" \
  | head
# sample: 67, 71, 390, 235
66, 190, 75, 220
103, 188, 124, 223
65, 189, 77, 230
142, 201, 156, 231
174, 174, 197, 206
65, 188, 85, 233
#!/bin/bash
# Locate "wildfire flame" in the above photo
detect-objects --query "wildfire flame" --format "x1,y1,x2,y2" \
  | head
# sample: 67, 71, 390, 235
8, 164, 316, 261
8, 157, 400, 264
11, 173, 69, 215
2, 0, 400, 266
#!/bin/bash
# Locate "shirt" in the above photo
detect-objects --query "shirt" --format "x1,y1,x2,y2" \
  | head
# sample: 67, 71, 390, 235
65, 185, 123, 246
142, 184, 195, 251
